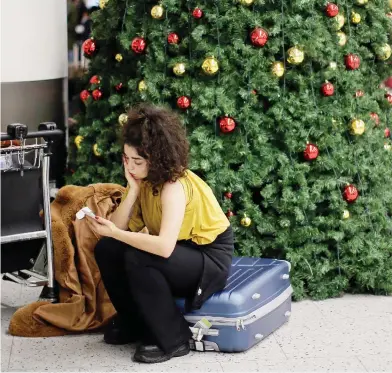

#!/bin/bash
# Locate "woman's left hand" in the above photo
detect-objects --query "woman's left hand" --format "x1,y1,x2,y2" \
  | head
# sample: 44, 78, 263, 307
86, 215, 118, 238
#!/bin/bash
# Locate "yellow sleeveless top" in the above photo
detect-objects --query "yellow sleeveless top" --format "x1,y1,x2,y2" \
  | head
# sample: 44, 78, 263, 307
121, 170, 230, 245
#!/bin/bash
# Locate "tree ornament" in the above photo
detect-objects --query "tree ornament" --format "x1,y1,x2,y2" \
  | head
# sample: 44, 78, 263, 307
384, 143, 392, 151
239, 0, 254, 5
173, 62, 186, 76
93, 144, 102, 157
74, 135, 84, 150
370, 112, 380, 126
386, 93, 392, 104
151, 4, 164, 19
177, 96, 191, 109
80, 89, 90, 103
351, 12, 361, 24
337, 31, 347, 46
219, 116, 236, 133
241, 214, 252, 227
387, 12, 392, 19
329, 61, 338, 70
345, 54, 360, 70
343, 184, 359, 203
224, 192, 233, 199
356, 0, 368, 4
92, 89, 103, 100
287, 46, 304, 65
131, 37, 146, 54
99, 0, 109, 8
375, 44, 392, 61
167, 32, 180, 45
202, 56, 219, 75
89, 75, 101, 85
271, 61, 285, 77
389, 0, 392, 9
304, 143, 319, 160
138, 80, 147, 92
325, 3, 339, 17
115, 53, 123, 62
82, 38, 97, 58
321, 81, 334, 96
355, 90, 364, 97
343, 210, 350, 219
118, 113, 128, 126
350, 119, 365, 135
250, 28, 268, 47
335, 13, 345, 30
226, 210, 234, 218
192, 8, 203, 19
115, 82, 123, 92
385, 128, 391, 138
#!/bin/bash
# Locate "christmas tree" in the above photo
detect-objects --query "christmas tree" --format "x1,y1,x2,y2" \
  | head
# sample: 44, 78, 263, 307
68, 0, 392, 300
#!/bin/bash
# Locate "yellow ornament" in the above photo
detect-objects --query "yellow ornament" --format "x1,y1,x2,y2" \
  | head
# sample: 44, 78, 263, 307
376, 44, 392, 60
329, 61, 338, 70
335, 13, 345, 30
343, 210, 350, 219
384, 143, 391, 151
118, 113, 128, 126
138, 80, 147, 91
239, 0, 254, 5
74, 135, 84, 150
93, 144, 102, 157
337, 31, 347, 46
350, 119, 365, 135
241, 214, 252, 227
356, 0, 368, 5
173, 62, 186, 76
351, 12, 361, 24
202, 57, 219, 75
271, 61, 285, 77
99, 0, 109, 9
389, 0, 392, 9
287, 46, 304, 65
151, 4, 164, 19
115, 53, 123, 62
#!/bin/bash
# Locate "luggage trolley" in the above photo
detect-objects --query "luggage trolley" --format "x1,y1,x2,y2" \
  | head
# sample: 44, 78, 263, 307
1, 123, 64, 301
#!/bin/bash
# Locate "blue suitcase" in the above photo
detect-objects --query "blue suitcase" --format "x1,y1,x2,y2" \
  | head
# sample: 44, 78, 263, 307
176, 257, 293, 353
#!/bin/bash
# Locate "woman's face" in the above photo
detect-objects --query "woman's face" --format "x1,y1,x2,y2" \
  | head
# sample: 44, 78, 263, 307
123, 144, 149, 180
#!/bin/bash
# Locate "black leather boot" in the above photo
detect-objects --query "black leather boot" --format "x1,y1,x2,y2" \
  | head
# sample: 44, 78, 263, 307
103, 315, 138, 345
133, 341, 190, 363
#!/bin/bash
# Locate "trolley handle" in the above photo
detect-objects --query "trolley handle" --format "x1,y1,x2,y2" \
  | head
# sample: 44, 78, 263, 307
1, 123, 63, 141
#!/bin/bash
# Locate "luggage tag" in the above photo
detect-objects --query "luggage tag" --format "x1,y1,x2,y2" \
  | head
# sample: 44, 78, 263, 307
192, 317, 212, 342
76, 207, 96, 220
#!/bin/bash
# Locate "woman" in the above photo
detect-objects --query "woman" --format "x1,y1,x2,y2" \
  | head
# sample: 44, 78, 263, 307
86, 104, 234, 364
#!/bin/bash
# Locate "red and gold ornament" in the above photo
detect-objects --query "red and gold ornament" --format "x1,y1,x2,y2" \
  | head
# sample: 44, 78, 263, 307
226, 210, 234, 218
92, 89, 103, 100
219, 116, 236, 133
370, 112, 380, 126
355, 90, 364, 97
167, 32, 180, 44
345, 54, 360, 70
321, 81, 334, 96
386, 93, 392, 104
192, 7, 203, 19
326, 2, 339, 17
385, 128, 391, 138
304, 143, 319, 160
224, 192, 233, 199
343, 184, 359, 203
250, 28, 268, 47
89, 75, 101, 84
177, 96, 191, 109
82, 38, 97, 58
131, 37, 146, 54
80, 89, 90, 103
115, 82, 123, 92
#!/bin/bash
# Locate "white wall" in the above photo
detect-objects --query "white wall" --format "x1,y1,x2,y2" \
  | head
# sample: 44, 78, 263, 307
1, 0, 68, 83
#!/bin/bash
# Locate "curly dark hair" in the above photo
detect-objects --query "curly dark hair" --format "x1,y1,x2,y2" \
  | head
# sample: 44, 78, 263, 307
121, 103, 189, 194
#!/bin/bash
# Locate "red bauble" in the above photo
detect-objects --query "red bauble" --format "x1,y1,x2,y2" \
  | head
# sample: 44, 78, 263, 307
131, 37, 146, 54
355, 90, 364, 97
177, 96, 191, 109
192, 8, 203, 19
167, 32, 180, 44
304, 143, 319, 160
370, 112, 380, 126
226, 210, 234, 218
82, 38, 97, 58
386, 93, 392, 104
92, 89, 103, 100
250, 28, 268, 47
345, 54, 360, 70
219, 116, 236, 133
80, 89, 90, 102
89, 75, 101, 84
224, 192, 233, 199
325, 3, 339, 17
343, 184, 359, 203
385, 128, 391, 138
115, 83, 123, 91
384, 77, 392, 89
321, 82, 334, 96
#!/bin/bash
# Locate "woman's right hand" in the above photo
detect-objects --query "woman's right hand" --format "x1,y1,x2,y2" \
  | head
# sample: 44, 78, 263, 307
123, 157, 141, 198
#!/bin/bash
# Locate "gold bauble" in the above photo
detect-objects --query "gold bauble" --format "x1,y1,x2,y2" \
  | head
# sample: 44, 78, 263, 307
239, 0, 254, 5
202, 56, 219, 75
376, 44, 392, 61
93, 144, 102, 157
356, 0, 368, 5
335, 13, 345, 30
74, 135, 84, 150
287, 47, 304, 65
329, 61, 338, 70
389, 0, 392, 10
118, 113, 128, 126
271, 61, 285, 77
151, 4, 164, 19
138, 80, 147, 91
173, 62, 186, 76
99, 0, 109, 9
343, 210, 350, 219
337, 31, 347, 46
115, 53, 123, 62
351, 12, 361, 24
350, 119, 365, 135
241, 214, 252, 227
384, 143, 391, 151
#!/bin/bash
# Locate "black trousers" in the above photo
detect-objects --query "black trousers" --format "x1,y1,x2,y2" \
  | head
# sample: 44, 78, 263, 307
94, 236, 204, 353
